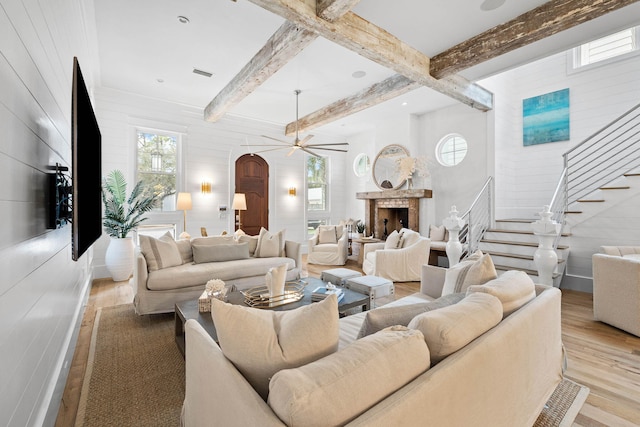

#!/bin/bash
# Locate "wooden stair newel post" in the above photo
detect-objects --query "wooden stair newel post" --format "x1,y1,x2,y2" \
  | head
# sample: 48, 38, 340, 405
443, 205, 464, 267
532, 205, 561, 287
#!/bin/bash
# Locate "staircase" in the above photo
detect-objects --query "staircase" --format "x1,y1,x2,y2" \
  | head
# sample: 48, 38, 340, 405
477, 219, 570, 287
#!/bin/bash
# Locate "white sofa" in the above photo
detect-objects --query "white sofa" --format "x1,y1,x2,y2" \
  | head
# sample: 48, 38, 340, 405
362, 229, 430, 281
307, 224, 349, 265
592, 245, 640, 337
182, 265, 564, 427
132, 235, 301, 315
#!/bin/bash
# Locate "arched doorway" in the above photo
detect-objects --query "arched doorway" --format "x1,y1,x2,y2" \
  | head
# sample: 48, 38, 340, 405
235, 154, 269, 236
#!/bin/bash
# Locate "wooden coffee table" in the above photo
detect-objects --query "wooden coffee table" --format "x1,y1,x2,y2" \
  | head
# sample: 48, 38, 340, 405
174, 277, 370, 357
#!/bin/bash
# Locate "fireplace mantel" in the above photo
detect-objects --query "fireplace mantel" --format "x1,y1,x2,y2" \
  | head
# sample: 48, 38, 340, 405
356, 189, 432, 238
356, 189, 432, 200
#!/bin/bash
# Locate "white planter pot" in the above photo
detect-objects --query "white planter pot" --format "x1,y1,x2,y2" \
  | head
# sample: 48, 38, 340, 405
105, 236, 135, 281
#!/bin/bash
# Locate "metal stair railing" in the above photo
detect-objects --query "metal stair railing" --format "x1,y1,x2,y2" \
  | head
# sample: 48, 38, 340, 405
460, 176, 494, 255
549, 101, 640, 249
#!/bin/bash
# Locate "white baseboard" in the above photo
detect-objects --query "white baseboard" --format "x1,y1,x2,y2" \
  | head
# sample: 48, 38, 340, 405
560, 274, 593, 293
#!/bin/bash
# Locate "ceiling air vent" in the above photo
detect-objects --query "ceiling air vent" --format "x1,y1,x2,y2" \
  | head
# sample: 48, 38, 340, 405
192, 68, 213, 78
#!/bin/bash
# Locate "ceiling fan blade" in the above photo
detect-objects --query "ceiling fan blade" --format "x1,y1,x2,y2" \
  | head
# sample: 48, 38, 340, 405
287, 147, 297, 156
261, 135, 290, 145
301, 147, 322, 158
249, 147, 289, 154
311, 147, 349, 153
242, 144, 291, 147
298, 134, 314, 147
305, 143, 350, 147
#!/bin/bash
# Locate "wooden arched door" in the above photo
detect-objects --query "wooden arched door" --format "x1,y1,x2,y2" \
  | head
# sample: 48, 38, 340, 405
235, 154, 268, 236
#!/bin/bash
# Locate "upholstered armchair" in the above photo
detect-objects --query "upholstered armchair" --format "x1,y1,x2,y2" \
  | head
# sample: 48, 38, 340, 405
307, 225, 348, 265
592, 246, 640, 337
362, 228, 430, 282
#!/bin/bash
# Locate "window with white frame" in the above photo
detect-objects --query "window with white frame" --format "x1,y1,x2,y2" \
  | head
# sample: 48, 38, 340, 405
136, 130, 178, 211
307, 155, 329, 236
436, 133, 468, 167
574, 27, 638, 69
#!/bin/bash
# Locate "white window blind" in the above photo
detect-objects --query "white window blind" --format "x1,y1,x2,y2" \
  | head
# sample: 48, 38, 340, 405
577, 27, 637, 67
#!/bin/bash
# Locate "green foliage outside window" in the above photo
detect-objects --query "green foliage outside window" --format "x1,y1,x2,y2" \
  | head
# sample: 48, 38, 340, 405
137, 132, 177, 210
307, 156, 327, 211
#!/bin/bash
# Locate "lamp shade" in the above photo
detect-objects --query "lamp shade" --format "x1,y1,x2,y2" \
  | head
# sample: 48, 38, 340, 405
232, 193, 247, 210
176, 192, 192, 210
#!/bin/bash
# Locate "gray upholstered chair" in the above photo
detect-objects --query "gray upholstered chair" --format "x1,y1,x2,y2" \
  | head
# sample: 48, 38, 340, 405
592, 246, 640, 337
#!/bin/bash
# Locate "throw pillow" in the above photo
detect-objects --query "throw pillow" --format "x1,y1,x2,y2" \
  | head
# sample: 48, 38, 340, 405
138, 232, 182, 271
318, 226, 338, 244
466, 270, 537, 317
268, 326, 430, 427
237, 235, 259, 256
384, 230, 400, 250
255, 227, 286, 258
408, 292, 503, 364
400, 228, 421, 248
174, 239, 193, 264
357, 293, 465, 338
191, 235, 236, 246
192, 243, 249, 263
210, 295, 339, 401
441, 252, 497, 296
429, 224, 446, 241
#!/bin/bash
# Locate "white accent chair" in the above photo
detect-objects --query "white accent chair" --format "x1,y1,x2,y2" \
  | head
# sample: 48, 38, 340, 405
362, 228, 430, 281
592, 246, 640, 337
307, 225, 348, 265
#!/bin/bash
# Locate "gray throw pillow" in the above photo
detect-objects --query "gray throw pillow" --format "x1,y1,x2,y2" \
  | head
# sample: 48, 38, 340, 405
192, 242, 250, 263
357, 293, 465, 338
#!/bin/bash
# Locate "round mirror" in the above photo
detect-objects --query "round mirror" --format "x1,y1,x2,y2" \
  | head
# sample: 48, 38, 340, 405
353, 153, 371, 177
372, 144, 410, 190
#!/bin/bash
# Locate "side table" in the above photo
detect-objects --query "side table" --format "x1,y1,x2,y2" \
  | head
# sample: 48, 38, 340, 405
352, 238, 382, 266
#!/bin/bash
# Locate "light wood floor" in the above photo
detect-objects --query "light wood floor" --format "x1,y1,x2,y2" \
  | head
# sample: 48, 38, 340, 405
55, 258, 640, 426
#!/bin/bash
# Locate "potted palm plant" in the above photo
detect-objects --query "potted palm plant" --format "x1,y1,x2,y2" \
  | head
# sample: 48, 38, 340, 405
102, 169, 157, 281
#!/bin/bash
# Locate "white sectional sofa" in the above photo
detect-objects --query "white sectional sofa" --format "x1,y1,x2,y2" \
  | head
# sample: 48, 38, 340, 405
181, 264, 564, 427
132, 234, 301, 315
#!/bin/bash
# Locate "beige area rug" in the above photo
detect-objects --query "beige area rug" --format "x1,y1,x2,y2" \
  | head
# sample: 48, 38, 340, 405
76, 303, 588, 426
75, 304, 184, 427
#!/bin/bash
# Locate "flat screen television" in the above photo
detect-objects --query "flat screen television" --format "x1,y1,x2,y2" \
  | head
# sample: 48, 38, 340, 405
71, 57, 102, 261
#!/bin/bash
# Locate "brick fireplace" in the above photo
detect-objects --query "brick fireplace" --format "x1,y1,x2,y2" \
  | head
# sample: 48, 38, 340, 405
356, 189, 432, 239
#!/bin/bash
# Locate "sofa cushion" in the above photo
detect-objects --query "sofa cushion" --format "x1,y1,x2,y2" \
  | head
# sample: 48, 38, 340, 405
466, 270, 537, 317
191, 235, 236, 246
139, 232, 182, 271
211, 295, 339, 401
237, 235, 259, 256
146, 257, 295, 291
318, 226, 338, 244
357, 293, 465, 338
384, 230, 400, 249
255, 228, 286, 258
192, 243, 250, 264
441, 251, 497, 296
429, 224, 446, 241
408, 292, 503, 364
268, 326, 430, 427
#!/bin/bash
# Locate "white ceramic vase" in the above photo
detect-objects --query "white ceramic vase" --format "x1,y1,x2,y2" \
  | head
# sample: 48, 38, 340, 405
265, 264, 287, 298
105, 236, 135, 281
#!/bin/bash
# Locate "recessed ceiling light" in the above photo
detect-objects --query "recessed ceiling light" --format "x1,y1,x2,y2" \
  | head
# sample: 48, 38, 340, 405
401, 102, 408, 106
177, 15, 190, 24
156, 78, 164, 83
480, 0, 506, 11
352, 70, 366, 78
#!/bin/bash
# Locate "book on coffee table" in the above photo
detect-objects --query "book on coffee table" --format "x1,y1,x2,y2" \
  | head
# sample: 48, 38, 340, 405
311, 286, 344, 303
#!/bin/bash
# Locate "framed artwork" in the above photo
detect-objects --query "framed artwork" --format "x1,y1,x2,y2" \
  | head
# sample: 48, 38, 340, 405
523, 88, 570, 146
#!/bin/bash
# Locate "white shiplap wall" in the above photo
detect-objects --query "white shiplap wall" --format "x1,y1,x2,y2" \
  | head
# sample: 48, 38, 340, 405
92, 87, 349, 275
0, 0, 99, 425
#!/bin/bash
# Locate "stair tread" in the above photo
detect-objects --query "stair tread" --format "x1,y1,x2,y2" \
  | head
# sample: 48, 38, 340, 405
577, 199, 604, 203
495, 219, 535, 223
565, 210, 582, 214
494, 264, 562, 278
484, 250, 566, 263
481, 239, 569, 250
624, 173, 640, 177
488, 228, 571, 237
600, 186, 630, 190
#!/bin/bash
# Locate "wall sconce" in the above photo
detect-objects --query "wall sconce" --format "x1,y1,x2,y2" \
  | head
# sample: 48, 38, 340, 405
288, 187, 297, 197
201, 181, 212, 194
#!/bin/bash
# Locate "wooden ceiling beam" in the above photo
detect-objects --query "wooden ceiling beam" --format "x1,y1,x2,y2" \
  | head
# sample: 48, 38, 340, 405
204, 21, 316, 122
246, 0, 494, 112
430, 0, 640, 78
204, 0, 359, 122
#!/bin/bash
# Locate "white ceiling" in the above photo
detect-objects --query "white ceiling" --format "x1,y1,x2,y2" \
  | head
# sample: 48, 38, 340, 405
93, 0, 640, 137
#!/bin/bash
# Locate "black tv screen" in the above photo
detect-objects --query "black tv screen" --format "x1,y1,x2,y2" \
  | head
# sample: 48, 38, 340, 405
71, 57, 102, 261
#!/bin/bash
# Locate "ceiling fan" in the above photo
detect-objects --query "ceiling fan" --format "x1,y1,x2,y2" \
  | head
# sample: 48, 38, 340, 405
243, 90, 349, 158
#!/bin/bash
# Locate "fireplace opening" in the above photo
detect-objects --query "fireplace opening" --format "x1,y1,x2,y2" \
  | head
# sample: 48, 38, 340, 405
376, 207, 409, 239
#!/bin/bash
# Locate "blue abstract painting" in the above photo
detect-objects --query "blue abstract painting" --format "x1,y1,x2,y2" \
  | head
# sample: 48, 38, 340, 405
523, 88, 570, 146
